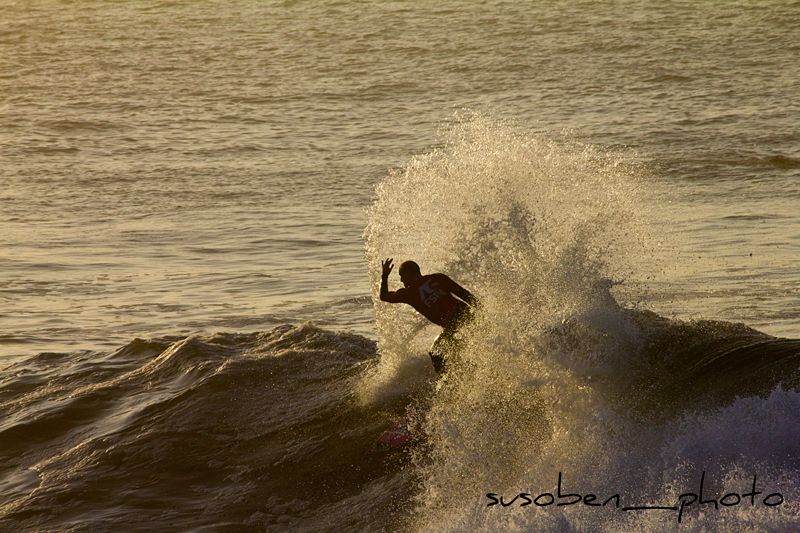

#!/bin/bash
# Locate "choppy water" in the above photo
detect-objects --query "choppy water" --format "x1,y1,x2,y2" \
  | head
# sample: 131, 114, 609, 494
1, 1, 799, 531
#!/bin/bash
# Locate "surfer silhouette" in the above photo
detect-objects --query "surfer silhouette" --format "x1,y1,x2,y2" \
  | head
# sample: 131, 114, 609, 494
379, 258, 477, 374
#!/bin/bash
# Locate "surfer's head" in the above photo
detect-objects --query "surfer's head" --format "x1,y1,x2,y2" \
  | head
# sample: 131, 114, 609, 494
398, 260, 421, 287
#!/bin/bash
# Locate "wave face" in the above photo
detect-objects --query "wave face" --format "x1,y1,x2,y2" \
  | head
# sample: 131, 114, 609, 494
2, 117, 799, 531
0, 325, 411, 531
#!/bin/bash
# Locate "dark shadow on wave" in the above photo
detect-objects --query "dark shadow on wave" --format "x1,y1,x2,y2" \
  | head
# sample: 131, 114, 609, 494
620, 309, 800, 421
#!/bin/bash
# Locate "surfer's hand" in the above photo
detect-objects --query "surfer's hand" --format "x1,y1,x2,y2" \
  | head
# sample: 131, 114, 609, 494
381, 258, 394, 277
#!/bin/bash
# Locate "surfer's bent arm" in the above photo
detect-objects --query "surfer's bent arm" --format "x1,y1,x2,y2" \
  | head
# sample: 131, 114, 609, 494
379, 274, 405, 303
443, 276, 478, 308
379, 257, 405, 303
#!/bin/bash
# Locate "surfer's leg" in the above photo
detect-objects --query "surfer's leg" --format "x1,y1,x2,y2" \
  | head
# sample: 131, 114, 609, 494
429, 309, 473, 374
429, 328, 456, 374
429, 334, 445, 374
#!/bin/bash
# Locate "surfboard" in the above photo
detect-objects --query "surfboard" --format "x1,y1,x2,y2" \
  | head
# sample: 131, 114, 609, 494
370, 415, 414, 454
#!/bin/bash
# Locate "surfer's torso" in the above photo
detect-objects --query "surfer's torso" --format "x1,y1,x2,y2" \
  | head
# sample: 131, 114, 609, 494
393, 273, 468, 327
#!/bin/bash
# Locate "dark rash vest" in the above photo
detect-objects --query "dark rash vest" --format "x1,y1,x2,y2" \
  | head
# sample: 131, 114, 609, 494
393, 273, 467, 327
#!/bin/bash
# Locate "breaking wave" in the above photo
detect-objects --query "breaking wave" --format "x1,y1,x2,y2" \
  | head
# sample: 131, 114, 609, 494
2, 115, 799, 531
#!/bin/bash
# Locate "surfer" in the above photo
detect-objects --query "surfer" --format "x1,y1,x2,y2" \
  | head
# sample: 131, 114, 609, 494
379, 258, 478, 374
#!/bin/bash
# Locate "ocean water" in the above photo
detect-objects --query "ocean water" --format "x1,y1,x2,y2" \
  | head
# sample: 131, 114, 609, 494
1, 1, 799, 531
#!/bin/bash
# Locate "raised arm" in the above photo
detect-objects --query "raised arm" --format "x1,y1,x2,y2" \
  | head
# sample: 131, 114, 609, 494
379, 258, 405, 303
